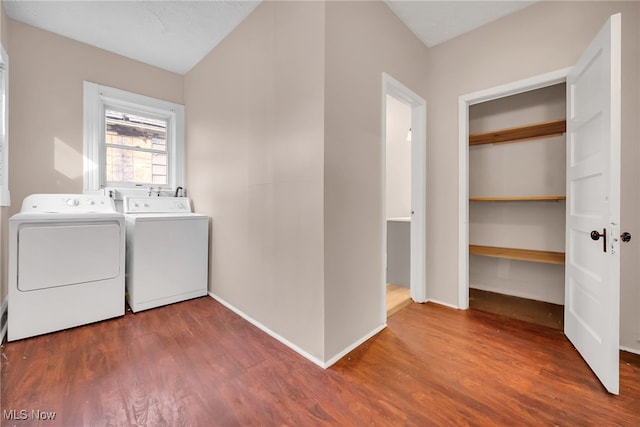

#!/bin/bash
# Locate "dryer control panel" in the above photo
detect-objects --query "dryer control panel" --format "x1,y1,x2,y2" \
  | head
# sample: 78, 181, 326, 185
123, 196, 193, 214
20, 194, 117, 213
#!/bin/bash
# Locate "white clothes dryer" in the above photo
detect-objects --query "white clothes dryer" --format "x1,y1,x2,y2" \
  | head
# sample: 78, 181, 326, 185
8, 194, 125, 341
123, 196, 209, 313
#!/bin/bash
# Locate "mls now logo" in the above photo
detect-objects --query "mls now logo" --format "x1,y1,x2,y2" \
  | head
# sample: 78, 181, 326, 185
3, 409, 57, 421
3, 409, 28, 420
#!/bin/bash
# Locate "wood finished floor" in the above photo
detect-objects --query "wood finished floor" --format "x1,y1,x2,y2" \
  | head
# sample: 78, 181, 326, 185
2, 296, 639, 426
469, 288, 564, 330
386, 284, 411, 317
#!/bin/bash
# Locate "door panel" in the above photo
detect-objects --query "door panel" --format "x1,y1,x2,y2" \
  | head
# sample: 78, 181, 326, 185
565, 13, 621, 395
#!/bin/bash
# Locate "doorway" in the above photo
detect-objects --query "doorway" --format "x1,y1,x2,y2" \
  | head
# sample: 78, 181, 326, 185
466, 83, 567, 330
457, 13, 623, 395
382, 73, 427, 320
457, 68, 570, 310
385, 94, 412, 316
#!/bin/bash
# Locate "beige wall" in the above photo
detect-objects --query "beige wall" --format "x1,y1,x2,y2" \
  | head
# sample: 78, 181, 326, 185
0, 0, 8, 307
469, 85, 566, 305
3, 0, 638, 361
8, 20, 183, 217
184, 1, 327, 360
3, 19, 183, 306
185, 0, 430, 363
323, 0, 429, 359
0, 0, 7, 44
425, 1, 640, 351
385, 95, 412, 219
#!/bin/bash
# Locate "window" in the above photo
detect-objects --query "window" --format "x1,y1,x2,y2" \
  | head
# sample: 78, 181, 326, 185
105, 110, 168, 186
0, 44, 9, 206
83, 82, 184, 196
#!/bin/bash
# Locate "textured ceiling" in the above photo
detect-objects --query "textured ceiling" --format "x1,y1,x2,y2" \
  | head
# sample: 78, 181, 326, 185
385, 0, 537, 47
4, 1, 536, 75
3, 0, 261, 74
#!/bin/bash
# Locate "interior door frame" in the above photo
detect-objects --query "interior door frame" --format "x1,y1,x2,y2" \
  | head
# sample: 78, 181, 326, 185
382, 73, 427, 317
457, 68, 570, 309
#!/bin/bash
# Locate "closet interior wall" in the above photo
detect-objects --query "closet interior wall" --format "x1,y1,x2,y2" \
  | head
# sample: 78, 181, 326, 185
469, 84, 566, 305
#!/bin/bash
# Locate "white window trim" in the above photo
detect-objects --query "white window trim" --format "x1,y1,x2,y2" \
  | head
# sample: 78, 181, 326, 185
83, 81, 184, 198
0, 44, 10, 206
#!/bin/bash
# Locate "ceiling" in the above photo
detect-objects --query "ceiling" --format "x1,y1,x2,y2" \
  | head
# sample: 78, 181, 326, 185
3, 0, 262, 74
3, 0, 537, 75
385, 1, 536, 47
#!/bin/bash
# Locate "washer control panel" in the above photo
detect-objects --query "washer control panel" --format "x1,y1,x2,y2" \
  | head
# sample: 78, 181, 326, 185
20, 194, 117, 213
123, 196, 193, 214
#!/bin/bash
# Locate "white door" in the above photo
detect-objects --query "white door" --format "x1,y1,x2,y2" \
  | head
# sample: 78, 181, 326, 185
565, 13, 622, 395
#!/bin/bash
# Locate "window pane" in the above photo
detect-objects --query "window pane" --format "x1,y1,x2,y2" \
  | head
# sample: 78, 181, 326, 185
106, 109, 167, 152
106, 147, 167, 185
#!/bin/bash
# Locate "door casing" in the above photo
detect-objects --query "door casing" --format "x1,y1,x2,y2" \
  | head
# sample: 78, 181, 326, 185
457, 68, 570, 309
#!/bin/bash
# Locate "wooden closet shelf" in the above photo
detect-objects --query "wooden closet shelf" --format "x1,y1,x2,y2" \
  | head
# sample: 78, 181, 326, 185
469, 245, 565, 265
470, 196, 566, 202
469, 119, 566, 146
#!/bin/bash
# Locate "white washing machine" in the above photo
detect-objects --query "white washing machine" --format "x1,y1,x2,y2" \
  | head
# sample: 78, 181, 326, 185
123, 196, 209, 312
8, 194, 125, 341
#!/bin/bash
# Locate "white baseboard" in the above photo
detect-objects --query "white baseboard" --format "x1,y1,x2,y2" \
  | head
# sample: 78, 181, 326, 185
620, 345, 640, 356
323, 323, 386, 368
208, 292, 387, 369
208, 292, 326, 368
427, 298, 461, 310
1, 297, 7, 343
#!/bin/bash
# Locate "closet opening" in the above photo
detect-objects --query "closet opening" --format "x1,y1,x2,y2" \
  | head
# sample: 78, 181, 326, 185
459, 15, 623, 395
466, 82, 567, 330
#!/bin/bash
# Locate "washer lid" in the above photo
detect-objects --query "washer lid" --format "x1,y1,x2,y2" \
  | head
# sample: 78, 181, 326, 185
123, 196, 193, 214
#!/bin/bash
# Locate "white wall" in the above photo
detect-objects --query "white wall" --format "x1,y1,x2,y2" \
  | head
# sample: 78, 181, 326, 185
385, 94, 411, 219
424, 1, 640, 351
